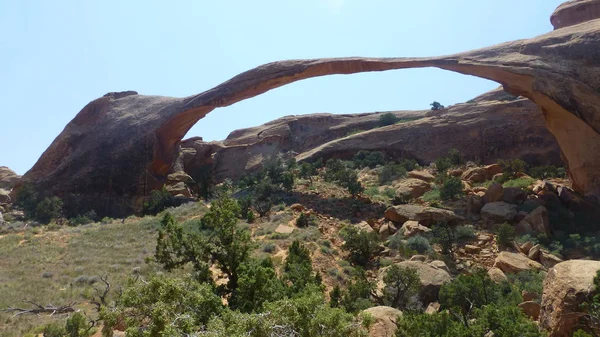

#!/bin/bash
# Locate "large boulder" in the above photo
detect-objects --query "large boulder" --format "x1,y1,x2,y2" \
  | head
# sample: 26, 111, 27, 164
394, 178, 431, 199
503, 187, 527, 204
481, 202, 518, 224
384, 204, 462, 226
408, 170, 435, 183
361, 306, 402, 337
493, 251, 543, 274
400, 220, 431, 238
380, 261, 452, 304
0, 166, 20, 190
483, 183, 504, 204
518, 301, 541, 320
461, 167, 489, 183
540, 260, 600, 337
0, 189, 11, 204
488, 267, 508, 284
516, 206, 552, 236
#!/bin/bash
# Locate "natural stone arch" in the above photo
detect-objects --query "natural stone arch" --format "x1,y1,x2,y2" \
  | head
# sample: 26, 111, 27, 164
22, 17, 600, 216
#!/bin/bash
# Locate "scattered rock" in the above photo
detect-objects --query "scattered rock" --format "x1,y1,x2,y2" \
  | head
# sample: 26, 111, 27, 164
522, 290, 537, 302
481, 202, 518, 224
408, 170, 435, 183
395, 178, 432, 199
467, 194, 484, 217
503, 187, 526, 204
0, 189, 11, 204
384, 204, 462, 226
461, 167, 488, 183
379, 223, 398, 240
357, 221, 374, 233
425, 302, 440, 315
464, 245, 481, 254
493, 251, 543, 274
275, 225, 295, 234
410, 255, 427, 262
520, 241, 534, 254
165, 182, 192, 198
483, 183, 504, 204
528, 244, 541, 261
540, 260, 600, 337
488, 267, 508, 283
362, 306, 403, 337
484, 164, 503, 176
448, 169, 463, 177
290, 203, 305, 212
540, 251, 563, 269
400, 221, 431, 238
518, 301, 541, 320
517, 206, 552, 236
429, 260, 450, 274
166, 171, 195, 183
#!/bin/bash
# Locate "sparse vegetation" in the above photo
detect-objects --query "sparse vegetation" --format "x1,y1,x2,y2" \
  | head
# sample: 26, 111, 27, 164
340, 225, 380, 266
379, 112, 400, 126
430, 101, 444, 110
497, 222, 516, 248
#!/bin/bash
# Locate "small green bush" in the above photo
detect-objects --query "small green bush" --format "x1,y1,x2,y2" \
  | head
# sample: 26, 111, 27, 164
528, 165, 566, 179
142, 187, 177, 216
35, 196, 63, 224
281, 171, 295, 191
447, 149, 464, 166
379, 163, 407, 185
421, 189, 441, 202
439, 176, 463, 200
341, 226, 380, 266
430, 101, 444, 110
455, 226, 476, 241
379, 112, 399, 126
435, 158, 452, 173
353, 151, 386, 169
503, 177, 535, 189
296, 212, 317, 227
406, 235, 431, 254
69, 210, 97, 226
497, 223, 516, 248
262, 243, 277, 253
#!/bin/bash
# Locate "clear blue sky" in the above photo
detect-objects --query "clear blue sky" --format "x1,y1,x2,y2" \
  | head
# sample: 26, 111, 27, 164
1, 0, 563, 175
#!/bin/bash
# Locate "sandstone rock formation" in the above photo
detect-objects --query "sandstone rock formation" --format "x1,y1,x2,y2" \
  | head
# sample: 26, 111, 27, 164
0, 166, 20, 190
19, 1, 600, 215
361, 306, 402, 337
493, 251, 544, 274
384, 204, 463, 226
380, 261, 452, 304
540, 260, 600, 337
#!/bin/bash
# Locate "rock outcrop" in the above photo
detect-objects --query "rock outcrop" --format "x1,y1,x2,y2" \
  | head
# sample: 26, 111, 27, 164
19, 2, 600, 215
540, 260, 600, 337
493, 251, 544, 274
384, 204, 463, 226
0, 166, 20, 190
380, 261, 452, 304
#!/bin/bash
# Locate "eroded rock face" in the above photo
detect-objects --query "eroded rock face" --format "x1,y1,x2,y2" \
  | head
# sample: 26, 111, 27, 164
540, 260, 600, 337
20, 6, 600, 215
551, 0, 600, 29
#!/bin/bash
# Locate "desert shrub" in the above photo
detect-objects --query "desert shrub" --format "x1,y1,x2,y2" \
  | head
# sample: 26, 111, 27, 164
263, 157, 285, 184
340, 269, 376, 313
507, 270, 545, 296
579, 269, 600, 335
42, 323, 66, 337
324, 159, 347, 182
345, 171, 365, 197
398, 158, 418, 172
142, 187, 177, 215
379, 112, 400, 126
203, 286, 368, 337
237, 195, 253, 219
35, 196, 63, 224
281, 171, 295, 191
498, 158, 527, 180
435, 157, 452, 173
299, 162, 317, 183
431, 221, 456, 255
455, 225, 476, 241
503, 177, 535, 189
382, 264, 421, 310
497, 222, 516, 248
430, 101, 444, 110
341, 226, 380, 266
447, 148, 464, 166
379, 163, 407, 185
353, 151, 386, 168
283, 240, 321, 294
262, 243, 277, 253
15, 182, 40, 219
296, 212, 317, 228
69, 210, 97, 226
406, 235, 431, 254
231, 258, 286, 312
439, 176, 462, 200
529, 165, 566, 179
421, 189, 441, 202
100, 275, 223, 336
65, 312, 92, 337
